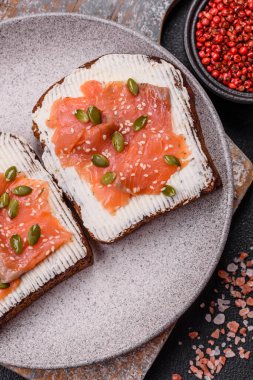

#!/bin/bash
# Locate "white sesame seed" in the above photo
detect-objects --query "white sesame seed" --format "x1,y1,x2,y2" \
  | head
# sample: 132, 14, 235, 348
85, 148, 91, 153
70, 128, 74, 134
150, 185, 154, 189
153, 157, 158, 161
126, 105, 131, 110
131, 173, 135, 177
102, 134, 107, 140
114, 110, 118, 116
148, 112, 152, 116
85, 140, 91, 145
143, 174, 149, 177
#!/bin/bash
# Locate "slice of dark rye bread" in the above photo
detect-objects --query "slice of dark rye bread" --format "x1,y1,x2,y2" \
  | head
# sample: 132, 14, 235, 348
32, 54, 221, 244
0, 133, 93, 327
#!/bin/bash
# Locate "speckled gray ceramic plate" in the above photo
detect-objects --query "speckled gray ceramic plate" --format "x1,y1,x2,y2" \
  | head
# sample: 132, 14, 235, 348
0, 14, 233, 369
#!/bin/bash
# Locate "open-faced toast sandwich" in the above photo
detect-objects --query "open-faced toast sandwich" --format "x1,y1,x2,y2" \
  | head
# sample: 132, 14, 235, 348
0, 133, 92, 327
32, 54, 221, 243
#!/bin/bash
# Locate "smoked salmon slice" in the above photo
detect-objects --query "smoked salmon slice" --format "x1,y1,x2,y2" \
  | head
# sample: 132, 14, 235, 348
47, 80, 189, 213
0, 173, 72, 285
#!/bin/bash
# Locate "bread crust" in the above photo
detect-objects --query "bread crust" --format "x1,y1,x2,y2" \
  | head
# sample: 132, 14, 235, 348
32, 55, 221, 243
0, 134, 93, 327
0, 254, 93, 328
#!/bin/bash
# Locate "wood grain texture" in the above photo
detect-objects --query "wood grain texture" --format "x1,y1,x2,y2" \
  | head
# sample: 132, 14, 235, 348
8, 328, 173, 380
0, 0, 176, 42
228, 137, 253, 209
0, 0, 252, 379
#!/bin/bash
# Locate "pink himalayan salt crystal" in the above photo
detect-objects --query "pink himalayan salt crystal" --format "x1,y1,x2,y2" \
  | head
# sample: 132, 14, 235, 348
227, 263, 238, 272
213, 313, 225, 325
224, 348, 236, 358
227, 321, 239, 333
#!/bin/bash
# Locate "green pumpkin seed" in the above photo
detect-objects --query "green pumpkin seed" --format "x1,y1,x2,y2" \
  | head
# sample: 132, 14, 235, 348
127, 78, 139, 96
164, 155, 181, 167
10, 234, 23, 255
133, 115, 148, 132
75, 109, 90, 123
112, 131, 125, 153
12, 185, 32, 196
101, 171, 117, 185
5, 166, 17, 182
0, 192, 10, 208
162, 185, 176, 197
0, 283, 10, 289
27, 224, 41, 246
8, 199, 19, 219
87, 106, 101, 125
91, 154, 109, 168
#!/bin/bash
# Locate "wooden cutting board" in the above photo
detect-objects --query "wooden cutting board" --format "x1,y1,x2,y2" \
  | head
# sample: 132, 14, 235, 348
0, 1, 252, 379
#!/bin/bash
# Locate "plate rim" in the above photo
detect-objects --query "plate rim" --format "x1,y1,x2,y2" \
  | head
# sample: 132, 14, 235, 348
0, 12, 234, 369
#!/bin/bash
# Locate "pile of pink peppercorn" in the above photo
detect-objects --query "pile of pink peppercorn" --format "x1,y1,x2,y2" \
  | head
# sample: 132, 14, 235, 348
196, 0, 253, 92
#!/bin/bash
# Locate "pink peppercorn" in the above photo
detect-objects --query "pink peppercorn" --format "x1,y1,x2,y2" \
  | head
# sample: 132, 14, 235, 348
196, 0, 253, 92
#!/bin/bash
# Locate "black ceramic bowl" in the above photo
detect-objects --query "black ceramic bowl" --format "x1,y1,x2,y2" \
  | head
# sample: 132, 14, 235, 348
184, 0, 253, 104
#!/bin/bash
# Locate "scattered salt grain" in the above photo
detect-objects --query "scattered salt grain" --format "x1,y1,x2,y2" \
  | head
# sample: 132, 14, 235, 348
213, 314, 225, 325
227, 263, 238, 272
